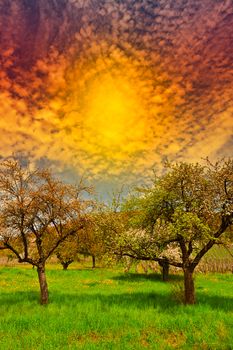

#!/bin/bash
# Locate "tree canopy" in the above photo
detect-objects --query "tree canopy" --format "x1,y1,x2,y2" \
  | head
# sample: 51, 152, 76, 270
111, 159, 233, 304
0, 160, 93, 304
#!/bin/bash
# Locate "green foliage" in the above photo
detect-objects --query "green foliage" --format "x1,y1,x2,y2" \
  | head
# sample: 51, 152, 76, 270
110, 159, 233, 304
119, 159, 233, 266
168, 208, 212, 242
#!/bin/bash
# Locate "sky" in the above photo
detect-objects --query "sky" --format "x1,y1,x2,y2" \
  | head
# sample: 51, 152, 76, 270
0, 0, 233, 193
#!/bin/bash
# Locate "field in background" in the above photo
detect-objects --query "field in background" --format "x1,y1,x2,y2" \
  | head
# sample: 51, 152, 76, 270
0, 265, 232, 350
198, 245, 233, 273
121, 245, 233, 274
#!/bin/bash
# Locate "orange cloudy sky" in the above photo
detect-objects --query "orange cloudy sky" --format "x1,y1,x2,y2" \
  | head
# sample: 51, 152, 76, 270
0, 0, 232, 191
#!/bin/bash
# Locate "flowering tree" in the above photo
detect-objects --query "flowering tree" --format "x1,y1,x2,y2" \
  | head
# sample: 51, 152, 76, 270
0, 160, 92, 304
119, 159, 233, 304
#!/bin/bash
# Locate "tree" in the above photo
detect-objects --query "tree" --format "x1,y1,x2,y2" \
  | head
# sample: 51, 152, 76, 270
118, 159, 233, 304
97, 190, 174, 281
56, 234, 80, 270
92, 193, 133, 268
55, 210, 106, 270
77, 218, 107, 268
0, 160, 92, 304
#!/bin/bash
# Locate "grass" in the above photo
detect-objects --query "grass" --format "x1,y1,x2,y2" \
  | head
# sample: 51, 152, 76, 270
0, 264, 232, 350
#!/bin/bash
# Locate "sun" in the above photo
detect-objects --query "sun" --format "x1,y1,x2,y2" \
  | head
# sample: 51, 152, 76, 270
83, 72, 146, 149
57, 47, 156, 176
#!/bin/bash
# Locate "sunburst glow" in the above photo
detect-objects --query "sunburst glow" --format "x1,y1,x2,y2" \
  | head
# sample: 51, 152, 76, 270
84, 72, 145, 147
0, 0, 232, 188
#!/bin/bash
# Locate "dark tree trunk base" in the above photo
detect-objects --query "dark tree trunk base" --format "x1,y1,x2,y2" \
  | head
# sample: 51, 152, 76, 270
37, 265, 49, 305
92, 255, 96, 269
159, 260, 169, 281
63, 264, 68, 270
61, 260, 73, 270
62, 262, 69, 270
183, 268, 195, 305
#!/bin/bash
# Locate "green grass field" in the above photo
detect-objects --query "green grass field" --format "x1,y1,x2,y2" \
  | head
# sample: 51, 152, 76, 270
0, 265, 232, 350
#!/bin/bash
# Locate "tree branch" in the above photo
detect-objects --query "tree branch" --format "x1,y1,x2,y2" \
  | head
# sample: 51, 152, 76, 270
45, 226, 84, 261
116, 251, 183, 268
3, 241, 36, 265
191, 215, 231, 270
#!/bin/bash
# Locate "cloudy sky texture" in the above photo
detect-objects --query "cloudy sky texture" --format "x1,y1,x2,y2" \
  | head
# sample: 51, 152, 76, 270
0, 0, 232, 191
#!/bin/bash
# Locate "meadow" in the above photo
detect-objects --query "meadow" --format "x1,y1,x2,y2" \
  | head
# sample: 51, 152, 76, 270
0, 264, 232, 350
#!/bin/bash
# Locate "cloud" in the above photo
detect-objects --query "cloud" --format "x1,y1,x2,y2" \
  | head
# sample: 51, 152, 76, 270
0, 0, 232, 190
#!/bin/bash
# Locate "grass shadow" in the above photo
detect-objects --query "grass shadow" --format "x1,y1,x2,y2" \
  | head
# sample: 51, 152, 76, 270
0, 291, 39, 306
0, 289, 175, 310
196, 293, 233, 311
0, 289, 232, 312
50, 291, 178, 311
112, 272, 183, 283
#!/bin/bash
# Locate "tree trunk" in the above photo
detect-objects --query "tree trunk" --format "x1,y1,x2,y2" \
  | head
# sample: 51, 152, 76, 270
62, 262, 69, 270
159, 260, 169, 281
183, 268, 195, 305
92, 255, 96, 269
37, 264, 49, 305
162, 262, 169, 282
